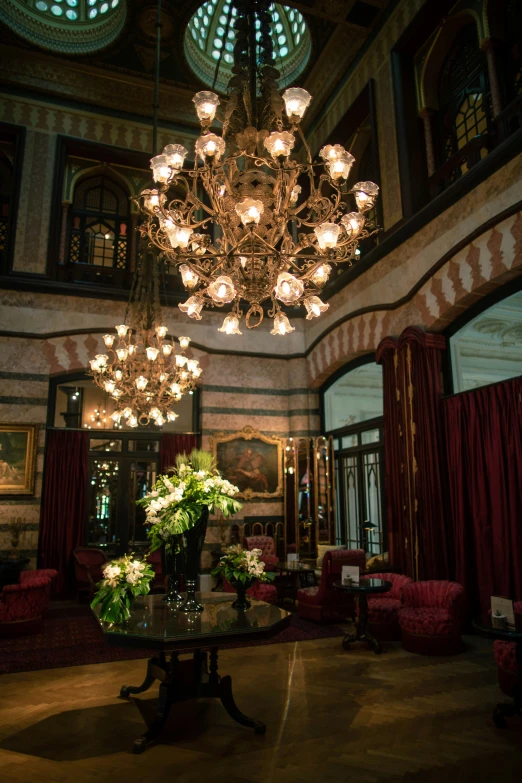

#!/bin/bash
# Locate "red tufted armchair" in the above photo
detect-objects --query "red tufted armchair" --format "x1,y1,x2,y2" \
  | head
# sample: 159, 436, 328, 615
398, 580, 466, 655
73, 548, 108, 600
20, 568, 58, 604
493, 601, 522, 698
297, 549, 366, 623
243, 536, 279, 568
0, 576, 53, 636
359, 572, 413, 641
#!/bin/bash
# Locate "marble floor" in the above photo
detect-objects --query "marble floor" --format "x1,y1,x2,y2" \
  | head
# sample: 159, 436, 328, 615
0, 633, 520, 783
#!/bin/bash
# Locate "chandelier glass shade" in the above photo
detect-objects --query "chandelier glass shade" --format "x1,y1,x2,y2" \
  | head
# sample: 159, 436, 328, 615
88, 251, 201, 427
137, 0, 380, 336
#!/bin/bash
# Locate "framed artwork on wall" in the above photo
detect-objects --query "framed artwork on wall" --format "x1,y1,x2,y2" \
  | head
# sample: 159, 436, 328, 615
210, 426, 283, 500
0, 424, 38, 496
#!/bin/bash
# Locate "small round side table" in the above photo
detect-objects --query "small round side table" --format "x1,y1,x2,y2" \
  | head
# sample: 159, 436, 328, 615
334, 578, 392, 654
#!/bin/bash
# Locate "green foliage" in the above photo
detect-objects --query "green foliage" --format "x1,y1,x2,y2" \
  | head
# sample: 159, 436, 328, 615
211, 545, 275, 586
90, 554, 155, 625
137, 450, 242, 553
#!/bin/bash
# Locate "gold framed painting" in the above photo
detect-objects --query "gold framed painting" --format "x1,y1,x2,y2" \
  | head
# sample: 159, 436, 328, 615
0, 424, 38, 496
210, 426, 283, 500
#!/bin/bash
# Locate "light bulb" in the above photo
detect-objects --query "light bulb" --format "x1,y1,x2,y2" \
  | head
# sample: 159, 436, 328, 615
116, 348, 128, 362
163, 143, 188, 170
115, 324, 128, 338
170, 383, 181, 395
178, 336, 191, 349
218, 314, 242, 335
340, 211, 365, 239
111, 411, 122, 423
314, 222, 341, 250
192, 91, 220, 122
155, 325, 168, 338
149, 408, 161, 420
264, 131, 295, 159
114, 369, 122, 380
319, 144, 346, 163
270, 312, 295, 336
179, 295, 204, 319
192, 367, 202, 378
180, 264, 199, 289
181, 370, 188, 380
282, 87, 312, 120
155, 414, 165, 427
304, 296, 329, 320
162, 344, 173, 356
310, 263, 331, 286
195, 133, 226, 161
141, 188, 165, 214
351, 181, 380, 212
103, 334, 115, 347
274, 272, 304, 305
289, 185, 301, 206
111, 389, 122, 398
89, 358, 101, 372
167, 411, 178, 422
128, 415, 138, 428
187, 359, 198, 373
235, 198, 263, 226
94, 354, 108, 368
175, 354, 187, 367
239, 256, 247, 268
150, 154, 171, 184
146, 346, 159, 361
327, 151, 355, 181
135, 376, 148, 391
104, 380, 116, 394
121, 408, 132, 419
165, 223, 193, 249
208, 275, 236, 304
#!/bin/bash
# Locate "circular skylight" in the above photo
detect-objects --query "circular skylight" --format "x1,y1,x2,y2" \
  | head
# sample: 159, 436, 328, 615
185, 1, 311, 93
0, 0, 126, 54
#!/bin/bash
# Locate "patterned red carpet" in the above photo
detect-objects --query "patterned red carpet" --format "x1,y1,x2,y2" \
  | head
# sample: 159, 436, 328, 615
0, 603, 344, 674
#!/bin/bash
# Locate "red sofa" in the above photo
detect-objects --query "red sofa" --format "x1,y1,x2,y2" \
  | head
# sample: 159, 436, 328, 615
243, 536, 279, 568
297, 549, 366, 623
0, 576, 53, 636
398, 580, 465, 655
360, 572, 413, 641
493, 601, 522, 698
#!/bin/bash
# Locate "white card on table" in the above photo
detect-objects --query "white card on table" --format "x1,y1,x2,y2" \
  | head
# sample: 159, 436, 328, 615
491, 596, 515, 628
342, 565, 360, 586
287, 553, 299, 567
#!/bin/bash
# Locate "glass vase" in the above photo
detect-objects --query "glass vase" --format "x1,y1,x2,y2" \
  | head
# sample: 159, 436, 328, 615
231, 578, 255, 611
179, 507, 209, 613
161, 540, 184, 605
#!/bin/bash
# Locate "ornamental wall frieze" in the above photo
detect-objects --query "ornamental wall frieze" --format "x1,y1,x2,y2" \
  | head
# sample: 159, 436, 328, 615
0, 47, 197, 129
0, 93, 197, 154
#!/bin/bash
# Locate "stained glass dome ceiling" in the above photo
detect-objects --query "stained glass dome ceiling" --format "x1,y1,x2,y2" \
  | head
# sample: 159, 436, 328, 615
0, 0, 126, 54
185, 1, 311, 93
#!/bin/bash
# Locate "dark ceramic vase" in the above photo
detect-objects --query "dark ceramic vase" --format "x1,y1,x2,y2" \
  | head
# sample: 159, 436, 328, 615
230, 578, 254, 612
179, 507, 209, 613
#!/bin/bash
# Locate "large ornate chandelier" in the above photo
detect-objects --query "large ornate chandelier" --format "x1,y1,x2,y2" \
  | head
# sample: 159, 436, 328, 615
137, 0, 379, 336
89, 251, 202, 427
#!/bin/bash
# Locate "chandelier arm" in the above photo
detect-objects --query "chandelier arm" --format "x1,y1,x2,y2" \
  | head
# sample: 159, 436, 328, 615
296, 123, 313, 165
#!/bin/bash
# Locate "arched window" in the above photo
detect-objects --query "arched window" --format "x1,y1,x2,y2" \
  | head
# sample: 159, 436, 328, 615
68, 174, 130, 269
436, 24, 491, 169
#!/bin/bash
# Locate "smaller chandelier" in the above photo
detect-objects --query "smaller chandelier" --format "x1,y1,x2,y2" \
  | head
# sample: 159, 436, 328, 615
90, 329, 201, 428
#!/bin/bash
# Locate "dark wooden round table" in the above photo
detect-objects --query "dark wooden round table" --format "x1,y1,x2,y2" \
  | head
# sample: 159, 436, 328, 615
472, 614, 522, 728
334, 578, 392, 654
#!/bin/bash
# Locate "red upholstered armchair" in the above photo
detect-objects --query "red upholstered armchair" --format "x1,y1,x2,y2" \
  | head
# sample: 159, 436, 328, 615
0, 576, 52, 636
398, 580, 465, 655
73, 548, 108, 600
297, 549, 366, 623
493, 601, 522, 699
243, 536, 279, 568
20, 568, 58, 603
360, 572, 413, 641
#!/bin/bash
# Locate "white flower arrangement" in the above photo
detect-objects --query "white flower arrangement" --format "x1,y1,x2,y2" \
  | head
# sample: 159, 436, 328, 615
91, 553, 155, 624
211, 545, 275, 586
137, 449, 242, 552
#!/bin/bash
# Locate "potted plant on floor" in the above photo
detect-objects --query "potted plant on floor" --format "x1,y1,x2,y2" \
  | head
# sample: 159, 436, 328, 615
137, 449, 242, 612
211, 545, 275, 611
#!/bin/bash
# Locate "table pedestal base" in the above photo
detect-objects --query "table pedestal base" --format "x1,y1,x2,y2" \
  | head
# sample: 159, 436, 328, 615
493, 640, 522, 728
342, 593, 381, 655
119, 647, 265, 753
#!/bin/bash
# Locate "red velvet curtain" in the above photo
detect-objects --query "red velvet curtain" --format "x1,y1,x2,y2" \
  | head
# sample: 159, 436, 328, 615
39, 430, 88, 597
160, 433, 199, 474
444, 377, 522, 613
377, 327, 450, 581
